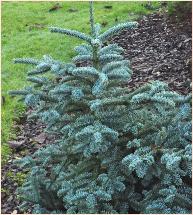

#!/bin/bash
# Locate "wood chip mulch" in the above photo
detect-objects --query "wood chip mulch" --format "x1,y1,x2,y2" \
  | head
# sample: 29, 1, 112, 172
109, 12, 192, 95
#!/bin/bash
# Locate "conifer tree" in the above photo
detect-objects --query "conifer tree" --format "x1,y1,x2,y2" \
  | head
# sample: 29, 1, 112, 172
10, 2, 192, 214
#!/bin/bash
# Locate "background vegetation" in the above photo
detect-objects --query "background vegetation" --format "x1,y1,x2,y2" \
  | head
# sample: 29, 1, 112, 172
168, 1, 192, 20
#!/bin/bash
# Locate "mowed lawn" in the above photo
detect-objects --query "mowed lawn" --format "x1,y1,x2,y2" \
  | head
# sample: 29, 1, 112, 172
1, 1, 160, 164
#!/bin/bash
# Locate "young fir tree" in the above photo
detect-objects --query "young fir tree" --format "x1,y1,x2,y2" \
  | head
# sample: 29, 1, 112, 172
10, 2, 192, 214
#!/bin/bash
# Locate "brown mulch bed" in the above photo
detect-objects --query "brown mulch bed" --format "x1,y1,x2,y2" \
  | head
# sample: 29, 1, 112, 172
1, 111, 57, 214
1, 12, 192, 214
109, 12, 192, 95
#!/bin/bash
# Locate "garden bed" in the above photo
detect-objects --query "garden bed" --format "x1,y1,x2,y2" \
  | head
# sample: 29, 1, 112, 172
110, 12, 191, 95
1, 12, 192, 214
1, 110, 58, 214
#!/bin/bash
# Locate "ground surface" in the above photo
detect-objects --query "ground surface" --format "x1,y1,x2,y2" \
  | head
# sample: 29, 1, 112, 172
1, 1, 159, 164
110, 12, 192, 95
1, 110, 58, 214
1, 10, 192, 214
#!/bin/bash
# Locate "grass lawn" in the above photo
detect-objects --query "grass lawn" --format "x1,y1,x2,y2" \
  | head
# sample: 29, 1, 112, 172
1, 1, 160, 164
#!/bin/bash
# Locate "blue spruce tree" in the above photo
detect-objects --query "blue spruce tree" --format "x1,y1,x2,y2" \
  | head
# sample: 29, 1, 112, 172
10, 2, 192, 214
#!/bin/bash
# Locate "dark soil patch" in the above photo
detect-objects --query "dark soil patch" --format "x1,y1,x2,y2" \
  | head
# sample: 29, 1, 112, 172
1, 110, 57, 214
1, 12, 192, 214
109, 12, 192, 95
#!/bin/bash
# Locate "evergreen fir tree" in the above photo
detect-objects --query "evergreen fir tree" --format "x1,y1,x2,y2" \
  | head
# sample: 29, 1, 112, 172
10, 2, 192, 214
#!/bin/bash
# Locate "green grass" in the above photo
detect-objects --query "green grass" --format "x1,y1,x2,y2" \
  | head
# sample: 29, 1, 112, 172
1, 1, 160, 164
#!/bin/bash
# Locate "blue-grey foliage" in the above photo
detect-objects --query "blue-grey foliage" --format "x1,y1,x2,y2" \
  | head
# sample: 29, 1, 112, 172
10, 2, 192, 214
